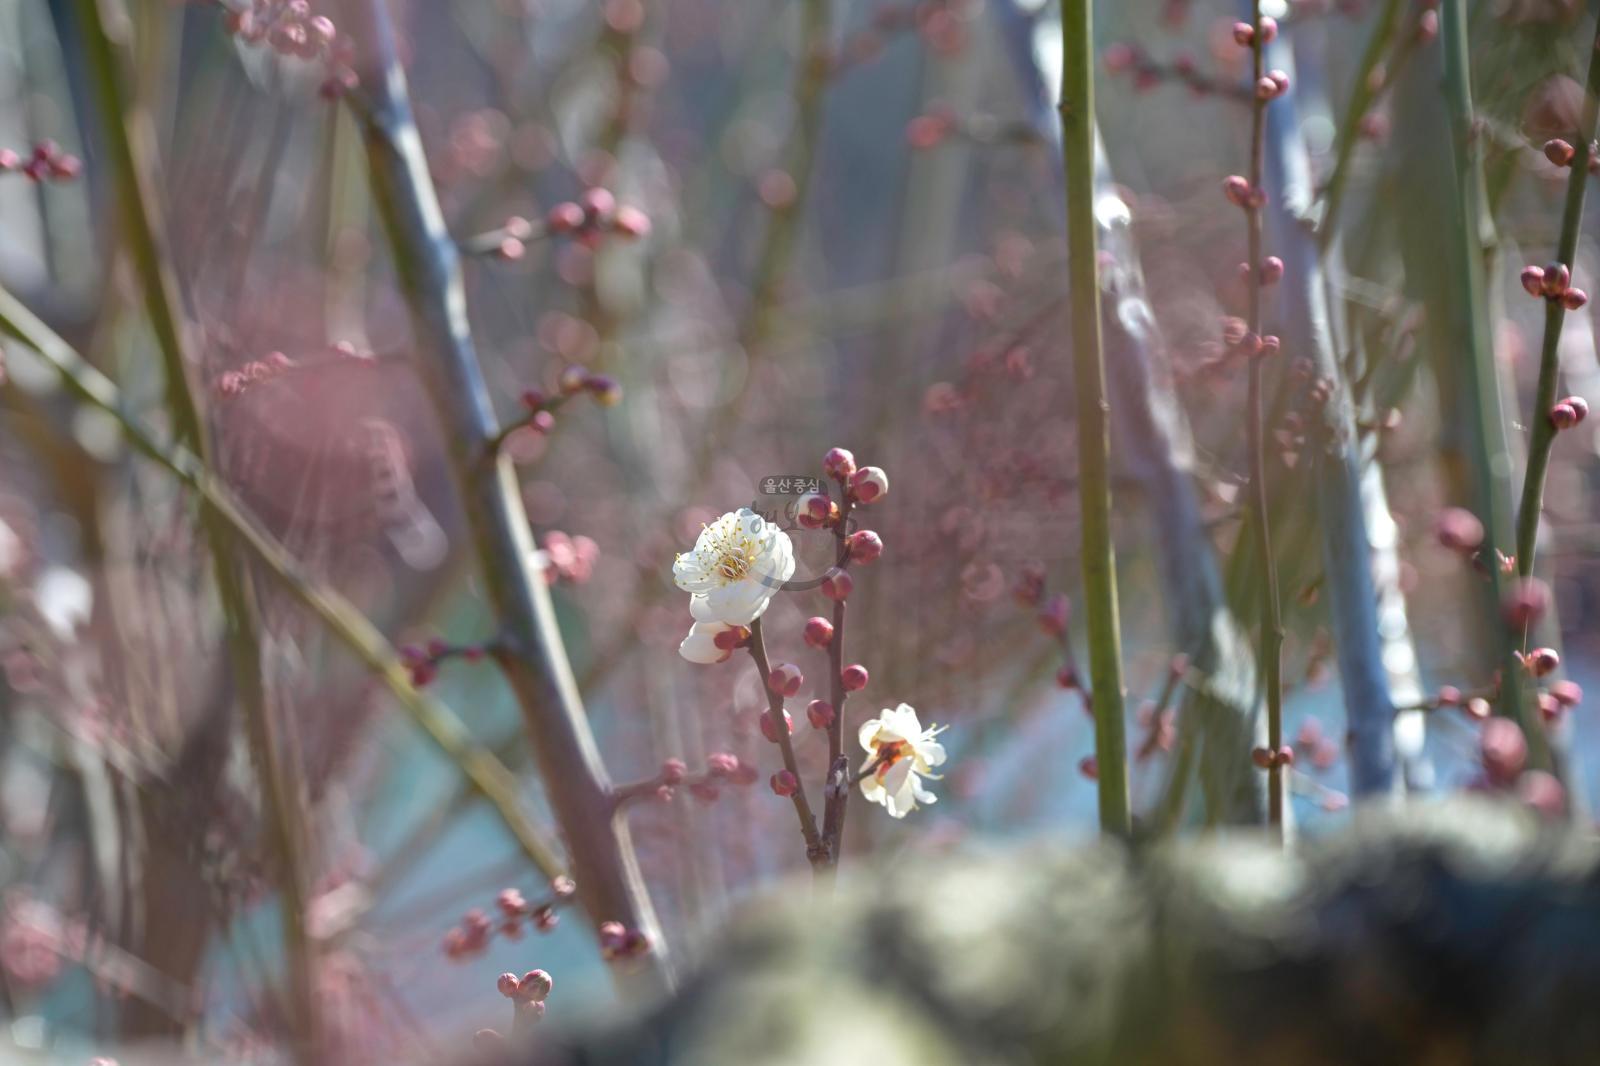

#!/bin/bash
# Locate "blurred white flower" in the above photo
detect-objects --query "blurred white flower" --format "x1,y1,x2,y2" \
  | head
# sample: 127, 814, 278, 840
679, 621, 734, 665
858, 703, 947, 818
672, 508, 794, 625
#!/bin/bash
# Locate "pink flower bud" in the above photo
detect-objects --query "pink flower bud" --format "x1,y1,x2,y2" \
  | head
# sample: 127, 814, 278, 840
1551, 679, 1584, 708
822, 447, 857, 480
797, 492, 832, 528
581, 187, 617, 223
848, 466, 889, 503
1435, 507, 1485, 553
520, 969, 554, 1001
1276, 744, 1295, 768
546, 201, 585, 233
1103, 42, 1137, 73
1251, 746, 1274, 769
806, 699, 836, 729
497, 888, 527, 916
1037, 593, 1070, 636
770, 770, 799, 797
841, 663, 869, 691
1526, 647, 1561, 677
1502, 577, 1551, 629
1543, 262, 1571, 296
1223, 174, 1252, 207
1521, 265, 1547, 297
1258, 16, 1278, 43
803, 616, 835, 647
520, 388, 547, 411
1550, 402, 1580, 430
661, 757, 687, 785
1231, 21, 1254, 45
847, 529, 884, 563
498, 973, 521, 998
1567, 396, 1590, 423
759, 709, 794, 742
766, 663, 803, 697
705, 752, 740, 777
612, 205, 651, 238
1562, 287, 1589, 311
1055, 666, 1079, 689
1544, 138, 1576, 167
1434, 685, 1462, 707
821, 568, 854, 601
1259, 256, 1284, 285
1480, 717, 1527, 786
1519, 770, 1565, 818
1078, 755, 1098, 780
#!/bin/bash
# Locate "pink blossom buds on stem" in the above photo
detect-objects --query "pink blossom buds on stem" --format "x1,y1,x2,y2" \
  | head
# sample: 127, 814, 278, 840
1251, 745, 1295, 769
770, 770, 799, 797
822, 446, 857, 480
806, 699, 836, 729
1222, 174, 1257, 208
821, 568, 854, 601
848, 466, 889, 503
760, 709, 794, 741
1550, 396, 1589, 429
847, 529, 884, 563
597, 922, 650, 962
1258, 256, 1285, 286
1231, 16, 1277, 47
766, 662, 804, 697
1078, 755, 1098, 780
660, 758, 687, 785
803, 616, 835, 647
1056, 666, 1079, 689
841, 663, 870, 691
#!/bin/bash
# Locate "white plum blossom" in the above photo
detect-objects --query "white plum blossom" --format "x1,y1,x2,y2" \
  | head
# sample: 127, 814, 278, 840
858, 703, 947, 818
679, 621, 734, 664
672, 508, 794, 626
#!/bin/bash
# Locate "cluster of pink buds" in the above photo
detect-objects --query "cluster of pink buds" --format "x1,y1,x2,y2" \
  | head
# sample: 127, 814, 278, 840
1549, 395, 1589, 430
1520, 262, 1588, 310
1476, 716, 1565, 817
1230, 16, 1278, 47
1250, 744, 1296, 770
828, 0, 972, 75
443, 877, 574, 959
0, 141, 80, 183
496, 968, 553, 1023
1215, 315, 1279, 364
1538, 679, 1584, 723
1542, 138, 1600, 173
615, 752, 760, 808
223, 1, 338, 59
1254, 68, 1290, 101
398, 637, 488, 688
544, 188, 650, 248
1221, 174, 1266, 210
1433, 506, 1516, 577
597, 920, 651, 962
1291, 716, 1341, 771
539, 531, 599, 585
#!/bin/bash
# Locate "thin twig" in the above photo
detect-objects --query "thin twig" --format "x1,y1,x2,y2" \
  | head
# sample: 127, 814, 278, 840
1058, 0, 1130, 836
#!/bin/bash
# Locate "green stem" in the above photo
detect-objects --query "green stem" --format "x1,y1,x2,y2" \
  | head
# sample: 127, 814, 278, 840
1514, 15, 1600, 580
71, 0, 319, 1051
1058, 0, 1130, 837
1244, 1, 1286, 838
1437, 0, 1543, 761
